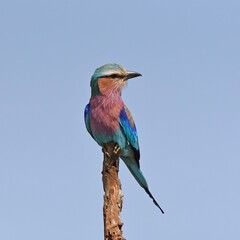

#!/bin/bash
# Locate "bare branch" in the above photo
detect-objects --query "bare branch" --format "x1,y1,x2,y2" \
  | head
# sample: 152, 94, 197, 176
102, 143, 126, 240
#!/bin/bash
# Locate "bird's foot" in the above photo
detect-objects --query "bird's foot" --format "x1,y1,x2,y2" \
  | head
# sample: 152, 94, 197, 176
102, 147, 110, 157
113, 144, 121, 155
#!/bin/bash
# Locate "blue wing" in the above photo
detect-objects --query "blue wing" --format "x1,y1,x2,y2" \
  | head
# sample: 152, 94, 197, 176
84, 104, 93, 138
119, 105, 140, 167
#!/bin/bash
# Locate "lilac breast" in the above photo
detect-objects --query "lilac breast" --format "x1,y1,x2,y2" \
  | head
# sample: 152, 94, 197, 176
89, 94, 124, 135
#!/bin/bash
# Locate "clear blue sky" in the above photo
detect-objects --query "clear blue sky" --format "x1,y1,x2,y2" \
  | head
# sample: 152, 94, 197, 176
1, 0, 240, 239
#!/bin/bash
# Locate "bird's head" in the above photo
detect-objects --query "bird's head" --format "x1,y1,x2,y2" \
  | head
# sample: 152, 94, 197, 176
90, 63, 142, 97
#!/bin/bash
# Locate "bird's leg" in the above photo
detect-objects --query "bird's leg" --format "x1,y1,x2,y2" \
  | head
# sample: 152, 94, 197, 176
102, 146, 110, 157
102, 143, 120, 168
113, 144, 121, 155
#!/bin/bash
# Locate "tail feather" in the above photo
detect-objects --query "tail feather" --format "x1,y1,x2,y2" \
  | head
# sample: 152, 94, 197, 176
122, 158, 164, 214
124, 161, 148, 189
145, 188, 164, 214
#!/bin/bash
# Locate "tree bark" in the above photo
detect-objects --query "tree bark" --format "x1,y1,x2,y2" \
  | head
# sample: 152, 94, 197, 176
102, 143, 126, 240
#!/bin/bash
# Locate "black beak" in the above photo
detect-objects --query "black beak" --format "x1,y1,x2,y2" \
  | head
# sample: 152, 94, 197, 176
125, 71, 142, 80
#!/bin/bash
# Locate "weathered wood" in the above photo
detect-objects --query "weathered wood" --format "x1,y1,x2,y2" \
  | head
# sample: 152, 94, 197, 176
102, 143, 125, 240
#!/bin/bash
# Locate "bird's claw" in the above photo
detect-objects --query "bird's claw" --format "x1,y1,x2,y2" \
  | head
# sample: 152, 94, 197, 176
102, 144, 120, 157
102, 147, 110, 157
113, 144, 121, 155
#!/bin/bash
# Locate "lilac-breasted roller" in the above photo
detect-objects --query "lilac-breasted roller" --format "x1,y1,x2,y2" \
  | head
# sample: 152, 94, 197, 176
84, 63, 164, 213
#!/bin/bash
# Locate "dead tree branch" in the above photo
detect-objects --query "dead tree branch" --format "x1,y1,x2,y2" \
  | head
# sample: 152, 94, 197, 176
102, 142, 125, 240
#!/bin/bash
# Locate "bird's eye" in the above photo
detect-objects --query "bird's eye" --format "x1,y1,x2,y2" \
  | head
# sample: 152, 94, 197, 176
111, 74, 118, 78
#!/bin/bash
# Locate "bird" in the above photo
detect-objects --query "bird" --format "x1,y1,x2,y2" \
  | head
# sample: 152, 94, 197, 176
84, 63, 164, 213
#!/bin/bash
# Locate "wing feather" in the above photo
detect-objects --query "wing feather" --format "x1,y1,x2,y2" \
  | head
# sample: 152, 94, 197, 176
84, 103, 93, 138
119, 105, 140, 167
